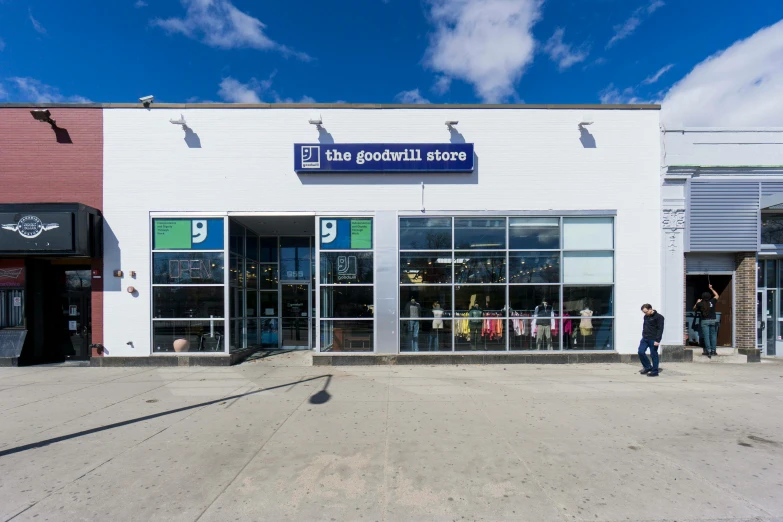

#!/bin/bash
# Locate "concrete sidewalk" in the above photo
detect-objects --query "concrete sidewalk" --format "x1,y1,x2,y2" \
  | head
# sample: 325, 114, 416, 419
1, 356, 782, 521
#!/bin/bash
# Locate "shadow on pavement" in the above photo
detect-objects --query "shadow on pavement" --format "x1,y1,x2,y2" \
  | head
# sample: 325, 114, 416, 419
0, 374, 333, 458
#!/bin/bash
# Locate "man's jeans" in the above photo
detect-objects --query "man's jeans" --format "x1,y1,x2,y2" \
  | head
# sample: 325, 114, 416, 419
700, 319, 718, 354
638, 338, 659, 371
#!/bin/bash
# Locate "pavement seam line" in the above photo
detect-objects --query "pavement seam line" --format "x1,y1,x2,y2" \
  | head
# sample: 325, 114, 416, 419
466, 385, 574, 522
0, 367, 156, 414
193, 378, 323, 521
2, 367, 210, 448
3, 377, 249, 522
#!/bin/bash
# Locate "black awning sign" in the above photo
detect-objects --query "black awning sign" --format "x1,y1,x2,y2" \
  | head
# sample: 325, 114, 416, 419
0, 212, 74, 251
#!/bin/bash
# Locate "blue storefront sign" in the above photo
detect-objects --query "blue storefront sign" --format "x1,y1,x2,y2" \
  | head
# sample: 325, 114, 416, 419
294, 143, 474, 173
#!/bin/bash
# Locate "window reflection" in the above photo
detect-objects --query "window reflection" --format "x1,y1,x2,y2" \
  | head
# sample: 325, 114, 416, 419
454, 252, 506, 284
509, 252, 559, 283
454, 218, 506, 249
400, 252, 452, 284
509, 218, 560, 249
400, 218, 452, 250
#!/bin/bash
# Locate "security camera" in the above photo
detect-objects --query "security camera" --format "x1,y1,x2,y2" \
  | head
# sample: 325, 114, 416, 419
139, 95, 154, 106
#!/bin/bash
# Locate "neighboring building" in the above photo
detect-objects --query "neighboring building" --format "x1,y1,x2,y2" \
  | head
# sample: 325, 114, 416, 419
0, 107, 103, 365
663, 127, 783, 362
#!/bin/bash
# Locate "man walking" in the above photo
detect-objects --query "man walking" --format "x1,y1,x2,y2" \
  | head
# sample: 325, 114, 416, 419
639, 304, 665, 377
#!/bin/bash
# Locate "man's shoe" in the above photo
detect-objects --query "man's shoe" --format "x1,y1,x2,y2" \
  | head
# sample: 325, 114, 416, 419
647, 371, 659, 377
640, 368, 651, 374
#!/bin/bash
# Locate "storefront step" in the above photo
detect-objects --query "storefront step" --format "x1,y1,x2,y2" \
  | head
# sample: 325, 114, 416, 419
687, 347, 748, 364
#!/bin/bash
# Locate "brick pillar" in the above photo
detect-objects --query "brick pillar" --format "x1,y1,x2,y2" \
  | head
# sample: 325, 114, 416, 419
735, 253, 760, 361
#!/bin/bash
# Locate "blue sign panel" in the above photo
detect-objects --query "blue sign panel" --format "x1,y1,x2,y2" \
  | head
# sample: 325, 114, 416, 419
320, 218, 373, 250
294, 143, 474, 173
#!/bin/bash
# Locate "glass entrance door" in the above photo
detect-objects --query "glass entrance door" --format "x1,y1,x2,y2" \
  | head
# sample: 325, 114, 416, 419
62, 269, 92, 361
758, 289, 777, 356
281, 283, 310, 349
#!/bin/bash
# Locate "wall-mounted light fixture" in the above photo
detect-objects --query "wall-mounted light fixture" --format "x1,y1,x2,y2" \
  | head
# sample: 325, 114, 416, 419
170, 114, 186, 126
308, 113, 323, 126
139, 95, 154, 107
113, 270, 124, 277
445, 120, 459, 127
30, 109, 56, 127
578, 121, 594, 129
127, 286, 136, 293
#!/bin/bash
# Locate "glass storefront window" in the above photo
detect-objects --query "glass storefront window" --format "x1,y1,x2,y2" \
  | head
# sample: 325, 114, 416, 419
153, 320, 224, 352
509, 285, 559, 314
400, 319, 452, 352
400, 252, 452, 284
400, 286, 452, 317
398, 215, 613, 352
153, 252, 224, 285
260, 264, 278, 290
260, 237, 278, 262
260, 292, 278, 317
246, 236, 259, 261
508, 319, 561, 351
563, 318, 613, 350
320, 320, 373, 352
230, 222, 245, 256
454, 285, 506, 314
400, 218, 452, 250
153, 286, 224, 318
563, 252, 613, 283
454, 252, 506, 284
454, 218, 506, 249
563, 286, 613, 317
563, 218, 613, 250
280, 237, 311, 281
321, 252, 374, 284
761, 215, 783, 245
509, 218, 560, 249
508, 252, 560, 283
320, 286, 374, 318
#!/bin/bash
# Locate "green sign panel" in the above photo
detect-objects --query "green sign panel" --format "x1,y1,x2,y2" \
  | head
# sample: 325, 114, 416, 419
350, 219, 372, 249
154, 220, 191, 249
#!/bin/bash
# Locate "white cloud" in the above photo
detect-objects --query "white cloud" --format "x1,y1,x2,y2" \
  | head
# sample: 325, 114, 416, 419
543, 28, 589, 71
395, 89, 431, 104
135, 0, 148, 7
432, 75, 451, 95
606, 0, 664, 49
598, 83, 649, 105
0, 37, 5, 52
4, 77, 90, 103
0, 83, 7, 100
424, 0, 542, 103
29, 9, 47, 35
662, 19, 783, 127
153, 0, 310, 60
217, 76, 314, 104
641, 63, 673, 85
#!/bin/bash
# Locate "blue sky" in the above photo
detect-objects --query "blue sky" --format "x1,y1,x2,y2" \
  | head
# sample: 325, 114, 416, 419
0, 0, 782, 125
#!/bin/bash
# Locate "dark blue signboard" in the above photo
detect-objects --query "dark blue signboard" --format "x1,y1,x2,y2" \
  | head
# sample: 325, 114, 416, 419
294, 143, 474, 173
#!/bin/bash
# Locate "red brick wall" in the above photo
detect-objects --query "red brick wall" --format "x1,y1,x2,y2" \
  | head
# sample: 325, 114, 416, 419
734, 252, 756, 351
0, 108, 104, 345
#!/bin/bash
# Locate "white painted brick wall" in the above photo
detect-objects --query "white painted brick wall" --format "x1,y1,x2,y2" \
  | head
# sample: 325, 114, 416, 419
103, 108, 662, 356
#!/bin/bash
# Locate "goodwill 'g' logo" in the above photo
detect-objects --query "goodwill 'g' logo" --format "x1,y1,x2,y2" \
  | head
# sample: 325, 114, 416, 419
1, 215, 60, 239
301, 146, 320, 169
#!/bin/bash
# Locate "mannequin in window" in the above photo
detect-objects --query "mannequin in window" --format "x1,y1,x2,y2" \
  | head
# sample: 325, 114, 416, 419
579, 306, 594, 349
403, 297, 422, 351
430, 302, 444, 351
468, 303, 483, 350
533, 299, 554, 350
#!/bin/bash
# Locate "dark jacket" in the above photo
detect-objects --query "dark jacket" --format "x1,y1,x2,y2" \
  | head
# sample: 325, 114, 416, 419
642, 311, 665, 342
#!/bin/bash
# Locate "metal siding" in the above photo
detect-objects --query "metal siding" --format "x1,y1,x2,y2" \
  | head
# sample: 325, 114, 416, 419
685, 253, 735, 274
761, 182, 783, 198
689, 181, 759, 252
